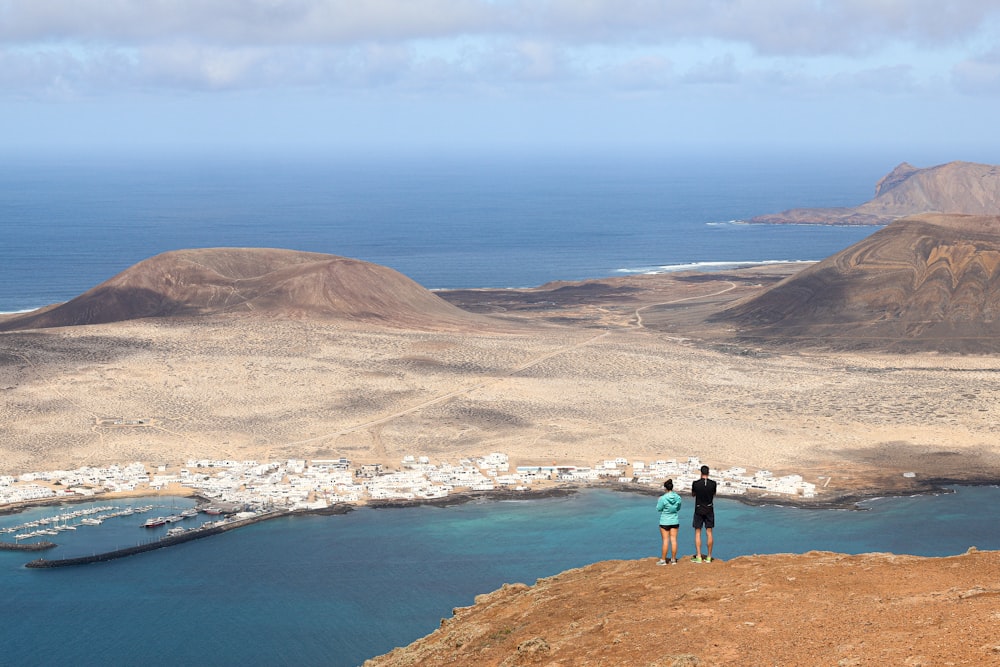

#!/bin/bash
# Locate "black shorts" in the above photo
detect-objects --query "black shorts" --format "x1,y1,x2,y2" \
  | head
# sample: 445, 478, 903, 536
693, 505, 715, 529
659, 523, 678, 531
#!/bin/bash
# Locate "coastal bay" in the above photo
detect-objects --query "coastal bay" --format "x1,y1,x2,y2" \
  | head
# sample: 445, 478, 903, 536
3, 487, 999, 666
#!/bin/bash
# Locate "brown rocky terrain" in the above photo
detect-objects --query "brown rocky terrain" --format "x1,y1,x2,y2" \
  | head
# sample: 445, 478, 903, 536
0, 248, 498, 332
365, 549, 1000, 666
712, 214, 1000, 352
750, 161, 1000, 225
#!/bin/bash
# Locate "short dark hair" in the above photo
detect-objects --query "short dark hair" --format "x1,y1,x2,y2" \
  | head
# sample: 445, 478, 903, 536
700, 465, 710, 475
664, 479, 673, 491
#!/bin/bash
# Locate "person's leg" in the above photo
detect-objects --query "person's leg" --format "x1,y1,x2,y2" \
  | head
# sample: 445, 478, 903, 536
659, 526, 669, 562
669, 527, 678, 561
706, 527, 713, 560
694, 527, 702, 560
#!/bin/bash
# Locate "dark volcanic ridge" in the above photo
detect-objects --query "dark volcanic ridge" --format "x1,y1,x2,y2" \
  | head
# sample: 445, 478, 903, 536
751, 160, 1000, 225
713, 214, 1000, 352
0, 248, 496, 332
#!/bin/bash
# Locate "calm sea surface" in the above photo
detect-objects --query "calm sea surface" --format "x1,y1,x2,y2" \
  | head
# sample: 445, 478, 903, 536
0, 152, 980, 666
0, 152, 884, 311
1, 487, 997, 666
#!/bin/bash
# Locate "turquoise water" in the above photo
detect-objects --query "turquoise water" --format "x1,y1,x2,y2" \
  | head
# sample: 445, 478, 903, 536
1, 487, 996, 666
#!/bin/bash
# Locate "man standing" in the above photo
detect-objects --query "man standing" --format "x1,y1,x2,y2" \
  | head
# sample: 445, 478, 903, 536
691, 465, 717, 563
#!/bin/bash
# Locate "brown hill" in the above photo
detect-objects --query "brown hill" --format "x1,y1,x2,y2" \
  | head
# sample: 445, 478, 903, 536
366, 549, 1000, 667
712, 214, 1000, 352
750, 160, 1000, 225
0, 248, 493, 332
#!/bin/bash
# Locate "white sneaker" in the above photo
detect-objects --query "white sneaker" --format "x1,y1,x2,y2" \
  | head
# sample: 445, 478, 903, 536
657, 559, 667, 565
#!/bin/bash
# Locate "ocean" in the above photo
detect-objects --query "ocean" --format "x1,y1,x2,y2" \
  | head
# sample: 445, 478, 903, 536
2, 487, 998, 667
0, 150, 982, 666
0, 151, 884, 312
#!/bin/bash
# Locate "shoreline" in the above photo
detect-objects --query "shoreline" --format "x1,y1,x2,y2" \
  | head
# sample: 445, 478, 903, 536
2, 474, 997, 522
366, 486, 579, 509
609, 475, 999, 510
0, 486, 197, 517
7, 477, 998, 567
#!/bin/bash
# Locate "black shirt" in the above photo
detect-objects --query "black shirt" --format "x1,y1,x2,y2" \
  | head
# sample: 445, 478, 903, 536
691, 477, 717, 506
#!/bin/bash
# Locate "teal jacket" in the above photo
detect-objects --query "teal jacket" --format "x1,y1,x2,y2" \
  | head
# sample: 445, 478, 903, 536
656, 491, 682, 526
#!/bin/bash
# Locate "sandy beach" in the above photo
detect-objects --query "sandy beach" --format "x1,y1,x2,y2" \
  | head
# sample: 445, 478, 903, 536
3, 265, 1000, 496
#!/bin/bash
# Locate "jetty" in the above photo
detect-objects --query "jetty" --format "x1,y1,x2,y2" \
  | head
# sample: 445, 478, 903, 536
25, 509, 288, 568
0, 540, 56, 552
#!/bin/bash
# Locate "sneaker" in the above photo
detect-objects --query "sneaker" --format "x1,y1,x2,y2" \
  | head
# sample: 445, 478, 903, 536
704, 556, 713, 563
691, 556, 703, 563
671, 559, 678, 565
657, 559, 667, 566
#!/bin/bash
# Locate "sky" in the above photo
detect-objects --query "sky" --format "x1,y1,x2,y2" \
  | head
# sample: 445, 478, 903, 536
4, 0, 1000, 161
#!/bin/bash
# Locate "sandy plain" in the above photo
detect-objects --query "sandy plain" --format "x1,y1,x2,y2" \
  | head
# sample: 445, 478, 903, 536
3, 264, 1000, 496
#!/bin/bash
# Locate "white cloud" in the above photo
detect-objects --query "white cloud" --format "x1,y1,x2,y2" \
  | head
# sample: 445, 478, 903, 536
0, 0, 497, 45
2, 0, 999, 52
1, 0, 999, 102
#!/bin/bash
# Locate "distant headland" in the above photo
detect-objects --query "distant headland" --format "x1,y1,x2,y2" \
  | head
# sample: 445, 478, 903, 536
749, 160, 1000, 225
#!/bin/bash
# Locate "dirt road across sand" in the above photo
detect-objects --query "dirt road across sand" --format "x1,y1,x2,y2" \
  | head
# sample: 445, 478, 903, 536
3, 266, 1000, 496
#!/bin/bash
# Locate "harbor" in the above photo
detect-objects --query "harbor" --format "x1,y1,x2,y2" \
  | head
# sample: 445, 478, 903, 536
0, 504, 151, 542
0, 496, 273, 567
25, 508, 288, 568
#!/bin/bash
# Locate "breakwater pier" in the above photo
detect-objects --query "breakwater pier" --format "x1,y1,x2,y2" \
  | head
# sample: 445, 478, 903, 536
25, 509, 288, 568
0, 540, 56, 551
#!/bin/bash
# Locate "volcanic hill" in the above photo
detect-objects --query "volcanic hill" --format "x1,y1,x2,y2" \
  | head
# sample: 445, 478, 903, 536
365, 549, 1000, 667
750, 160, 1000, 225
0, 248, 494, 332
712, 214, 1000, 352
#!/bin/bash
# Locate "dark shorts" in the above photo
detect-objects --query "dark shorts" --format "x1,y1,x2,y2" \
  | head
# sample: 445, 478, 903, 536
659, 523, 678, 531
693, 505, 715, 529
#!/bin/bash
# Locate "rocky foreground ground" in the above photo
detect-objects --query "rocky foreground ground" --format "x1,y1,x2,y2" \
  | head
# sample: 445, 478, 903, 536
366, 549, 1000, 667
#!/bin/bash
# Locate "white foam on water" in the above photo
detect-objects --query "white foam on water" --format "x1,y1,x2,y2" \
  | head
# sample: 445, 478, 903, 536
615, 259, 815, 275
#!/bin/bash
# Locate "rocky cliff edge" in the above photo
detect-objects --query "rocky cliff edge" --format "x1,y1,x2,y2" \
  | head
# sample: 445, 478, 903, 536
366, 549, 1000, 666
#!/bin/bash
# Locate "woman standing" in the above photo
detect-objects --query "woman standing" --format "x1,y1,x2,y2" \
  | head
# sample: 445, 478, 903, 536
656, 479, 682, 565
